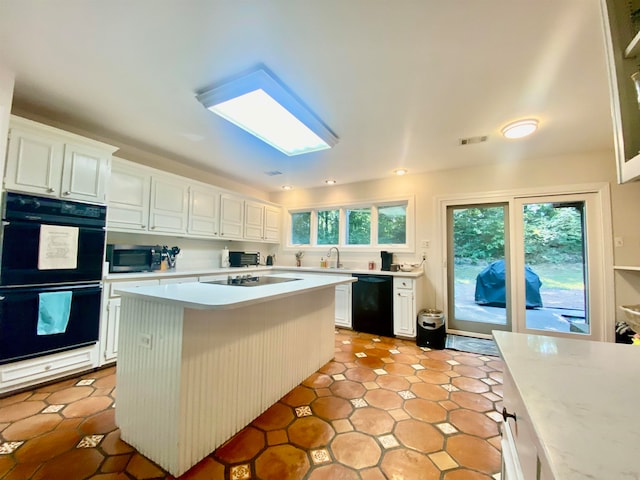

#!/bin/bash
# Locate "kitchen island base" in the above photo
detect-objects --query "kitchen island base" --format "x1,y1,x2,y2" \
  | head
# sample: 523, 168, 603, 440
115, 287, 335, 476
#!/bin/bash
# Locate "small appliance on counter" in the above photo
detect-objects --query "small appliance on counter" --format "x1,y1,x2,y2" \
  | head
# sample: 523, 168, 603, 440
229, 251, 260, 267
380, 251, 393, 271
266, 254, 275, 266
106, 244, 163, 273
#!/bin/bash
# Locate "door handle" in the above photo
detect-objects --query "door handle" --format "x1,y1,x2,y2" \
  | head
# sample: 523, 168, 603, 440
502, 407, 517, 423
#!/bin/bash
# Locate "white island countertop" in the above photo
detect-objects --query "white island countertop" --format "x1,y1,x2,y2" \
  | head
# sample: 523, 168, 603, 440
115, 272, 356, 310
493, 331, 640, 479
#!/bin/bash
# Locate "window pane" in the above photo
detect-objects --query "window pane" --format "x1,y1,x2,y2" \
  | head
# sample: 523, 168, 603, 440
317, 209, 339, 245
378, 204, 406, 244
291, 211, 311, 244
346, 208, 371, 245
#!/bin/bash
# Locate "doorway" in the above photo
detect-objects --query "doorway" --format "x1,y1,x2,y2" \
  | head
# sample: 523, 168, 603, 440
443, 188, 610, 341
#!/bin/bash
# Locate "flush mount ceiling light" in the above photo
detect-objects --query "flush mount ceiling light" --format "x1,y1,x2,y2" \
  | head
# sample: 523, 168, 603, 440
325, 179, 337, 185
196, 66, 338, 156
394, 168, 408, 176
501, 119, 539, 139
281, 185, 293, 191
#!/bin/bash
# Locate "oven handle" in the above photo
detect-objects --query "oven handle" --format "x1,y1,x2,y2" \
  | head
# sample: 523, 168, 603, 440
0, 283, 101, 296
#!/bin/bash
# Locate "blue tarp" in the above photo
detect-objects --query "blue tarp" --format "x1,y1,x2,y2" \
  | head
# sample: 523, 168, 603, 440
474, 259, 542, 308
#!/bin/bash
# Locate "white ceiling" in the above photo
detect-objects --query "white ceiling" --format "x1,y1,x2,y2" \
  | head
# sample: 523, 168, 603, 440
0, 0, 614, 192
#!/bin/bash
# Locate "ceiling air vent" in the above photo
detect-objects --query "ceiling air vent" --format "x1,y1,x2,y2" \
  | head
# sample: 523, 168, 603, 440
459, 135, 488, 146
264, 170, 283, 176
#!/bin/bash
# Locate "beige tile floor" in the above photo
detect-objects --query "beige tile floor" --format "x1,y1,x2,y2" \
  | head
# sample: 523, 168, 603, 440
0, 328, 504, 479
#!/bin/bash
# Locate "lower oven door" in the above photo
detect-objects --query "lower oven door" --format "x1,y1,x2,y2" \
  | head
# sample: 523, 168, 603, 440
0, 283, 101, 364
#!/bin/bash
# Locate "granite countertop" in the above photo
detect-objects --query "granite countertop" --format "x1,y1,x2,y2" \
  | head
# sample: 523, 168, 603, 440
493, 331, 640, 479
104, 265, 424, 281
115, 272, 357, 310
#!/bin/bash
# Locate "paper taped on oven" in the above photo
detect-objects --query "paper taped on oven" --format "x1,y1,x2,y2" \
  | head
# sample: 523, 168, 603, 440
38, 224, 79, 270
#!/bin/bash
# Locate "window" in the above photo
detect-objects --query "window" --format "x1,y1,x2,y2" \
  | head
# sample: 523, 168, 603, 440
288, 198, 412, 249
291, 211, 311, 244
378, 204, 406, 244
346, 207, 371, 245
317, 209, 339, 245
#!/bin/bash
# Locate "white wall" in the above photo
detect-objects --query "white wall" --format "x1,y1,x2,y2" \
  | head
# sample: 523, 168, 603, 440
270, 150, 640, 324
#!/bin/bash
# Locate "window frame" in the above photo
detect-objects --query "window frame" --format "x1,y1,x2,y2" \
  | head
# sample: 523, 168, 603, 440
285, 195, 415, 252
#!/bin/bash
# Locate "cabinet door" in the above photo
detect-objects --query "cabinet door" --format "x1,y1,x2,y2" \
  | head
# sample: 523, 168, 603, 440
335, 283, 352, 328
188, 186, 220, 237
219, 194, 244, 239
264, 205, 281, 242
107, 159, 151, 231
244, 201, 265, 241
394, 287, 415, 336
149, 176, 189, 234
60, 143, 110, 203
5, 127, 64, 197
103, 298, 121, 364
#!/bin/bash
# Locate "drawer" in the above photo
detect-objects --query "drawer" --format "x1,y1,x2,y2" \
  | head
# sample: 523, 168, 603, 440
109, 279, 160, 297
394, 277, 414, 290
0, 345, 97, 393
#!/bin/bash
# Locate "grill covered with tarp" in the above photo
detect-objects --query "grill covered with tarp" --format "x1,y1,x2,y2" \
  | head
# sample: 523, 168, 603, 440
474, 259, 542, 308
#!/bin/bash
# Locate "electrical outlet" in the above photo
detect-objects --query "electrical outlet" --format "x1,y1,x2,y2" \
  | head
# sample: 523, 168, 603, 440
421, 240, 430, 248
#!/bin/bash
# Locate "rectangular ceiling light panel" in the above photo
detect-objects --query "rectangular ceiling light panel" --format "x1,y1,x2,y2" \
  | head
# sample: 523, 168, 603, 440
196, 68, 338, 156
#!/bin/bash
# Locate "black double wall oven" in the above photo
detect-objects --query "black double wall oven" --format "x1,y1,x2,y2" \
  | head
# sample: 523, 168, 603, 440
0, 192, 106, 364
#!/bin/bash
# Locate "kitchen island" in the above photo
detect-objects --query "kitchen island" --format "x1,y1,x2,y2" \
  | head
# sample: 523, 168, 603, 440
494, 331, 640, 479
114, 273, 356, 476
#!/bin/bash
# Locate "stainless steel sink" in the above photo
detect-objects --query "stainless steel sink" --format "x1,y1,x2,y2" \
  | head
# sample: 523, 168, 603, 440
203, 276, 302, 287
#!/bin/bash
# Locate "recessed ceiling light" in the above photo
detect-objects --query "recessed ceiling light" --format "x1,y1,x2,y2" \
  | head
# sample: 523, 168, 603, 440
282, 185, 293, 191
394, 168, 408, 176
325, 179, 337, 185
196, 66, 338, 156
501, 119, 539, 139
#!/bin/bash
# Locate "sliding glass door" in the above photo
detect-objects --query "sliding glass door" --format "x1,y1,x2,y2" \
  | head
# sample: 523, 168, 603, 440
446, 191, 606, 340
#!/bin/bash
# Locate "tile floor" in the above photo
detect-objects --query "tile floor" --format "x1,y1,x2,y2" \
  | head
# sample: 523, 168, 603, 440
0, 329, 504, 479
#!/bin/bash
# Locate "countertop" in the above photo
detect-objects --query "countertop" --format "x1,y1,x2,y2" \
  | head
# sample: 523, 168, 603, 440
104, 265, 425, 281
115, 272, 357, 310
493, 331, 640, 479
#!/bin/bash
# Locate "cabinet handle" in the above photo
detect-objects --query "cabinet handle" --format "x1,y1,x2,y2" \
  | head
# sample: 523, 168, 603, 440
141, 225, 146, 229
502, 407, 517, 423
150, 226, 156, 230
63, 191, 71, 196
47, 187, 55, 193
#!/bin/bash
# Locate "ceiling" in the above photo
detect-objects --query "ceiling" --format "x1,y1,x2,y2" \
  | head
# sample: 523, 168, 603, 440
0, 0, 614, 193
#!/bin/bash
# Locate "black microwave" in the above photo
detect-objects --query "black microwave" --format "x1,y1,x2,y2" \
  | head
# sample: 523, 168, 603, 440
105, 244, 163, 273
229, 251, 260, 267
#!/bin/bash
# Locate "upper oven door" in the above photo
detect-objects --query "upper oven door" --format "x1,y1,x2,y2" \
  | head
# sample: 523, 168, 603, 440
1, 220, 105, 286
0, 193, 106, 286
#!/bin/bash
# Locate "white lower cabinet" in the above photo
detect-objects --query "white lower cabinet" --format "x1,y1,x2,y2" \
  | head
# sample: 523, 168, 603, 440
501, 365, 554, 480
99, 278, 160, 365
0, 345, 98, 395
393, 276, 424, 337
335, 283, 352, 328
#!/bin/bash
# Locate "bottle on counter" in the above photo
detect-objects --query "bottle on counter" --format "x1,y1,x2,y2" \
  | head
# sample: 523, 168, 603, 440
222, 246, 230, 268
320, 257, 325, 268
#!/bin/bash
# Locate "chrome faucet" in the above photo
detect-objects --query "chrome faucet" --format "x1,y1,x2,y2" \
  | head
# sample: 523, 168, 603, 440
327, 247, 341, 268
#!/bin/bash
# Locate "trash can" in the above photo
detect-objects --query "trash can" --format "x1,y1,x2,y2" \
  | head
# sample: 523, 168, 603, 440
416, 309, 446, 349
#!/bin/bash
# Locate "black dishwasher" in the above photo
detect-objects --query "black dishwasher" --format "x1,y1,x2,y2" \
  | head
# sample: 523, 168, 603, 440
351, 274, 393, 337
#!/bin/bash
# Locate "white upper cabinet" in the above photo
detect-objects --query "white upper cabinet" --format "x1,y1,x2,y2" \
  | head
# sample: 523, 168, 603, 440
244, 200, 265, 241
601, 0, 640, 183
244, 200, 281, 242
5, 116, 116, 203
107, 158, 151, 231
105, 157, 281, 243
188, 185, 220, 238
149, 175, 189, 234
219, 193, 244, 240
